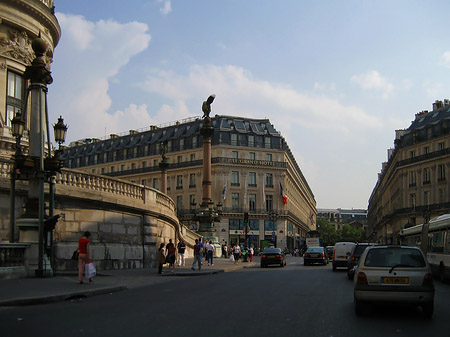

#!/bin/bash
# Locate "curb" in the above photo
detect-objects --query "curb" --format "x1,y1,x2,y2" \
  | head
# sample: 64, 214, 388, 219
0, 285, 127, 307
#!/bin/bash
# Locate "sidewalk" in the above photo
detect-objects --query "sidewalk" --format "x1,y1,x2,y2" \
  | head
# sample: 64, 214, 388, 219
0, 257, 255, 306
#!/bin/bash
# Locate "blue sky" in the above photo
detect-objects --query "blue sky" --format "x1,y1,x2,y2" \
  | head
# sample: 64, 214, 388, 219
47, 0, 450, 209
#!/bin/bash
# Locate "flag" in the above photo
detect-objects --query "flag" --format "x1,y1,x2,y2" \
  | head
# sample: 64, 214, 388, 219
280, 182, 287, 204
221, 182, 227, 201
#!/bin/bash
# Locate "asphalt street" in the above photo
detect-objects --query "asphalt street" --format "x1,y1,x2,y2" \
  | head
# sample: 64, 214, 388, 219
1, 256, 449, 337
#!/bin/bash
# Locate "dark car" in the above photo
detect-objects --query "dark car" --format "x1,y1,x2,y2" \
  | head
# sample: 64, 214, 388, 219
304, 247, 328, 266
347, 243, 377, 280
260, 247, 286, 267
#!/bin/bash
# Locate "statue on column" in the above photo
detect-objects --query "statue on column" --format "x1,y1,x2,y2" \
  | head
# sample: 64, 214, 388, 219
202, 95, 216, 124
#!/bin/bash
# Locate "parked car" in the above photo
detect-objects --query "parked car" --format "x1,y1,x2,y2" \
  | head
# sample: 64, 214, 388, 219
347, 243, 377, 280
260, 247, 286, 268
354, 245, 435, 318
332, 242, 356, 271
326, 246, 334, 259
304, 247, 328, 265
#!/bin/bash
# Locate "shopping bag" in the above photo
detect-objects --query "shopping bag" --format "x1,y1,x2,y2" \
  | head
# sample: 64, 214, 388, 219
85, 262, 96, 278
229, 254, 234, 262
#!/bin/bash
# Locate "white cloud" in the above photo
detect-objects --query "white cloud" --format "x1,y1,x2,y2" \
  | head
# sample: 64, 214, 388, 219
49, 13, 151, 141
351, 70, 394, 99
439, 51, 450, 68
141, 65, 382, 132
158, 0, 172, 15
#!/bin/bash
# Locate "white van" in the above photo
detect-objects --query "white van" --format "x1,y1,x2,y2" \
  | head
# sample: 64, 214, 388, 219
332, 242, 356, 271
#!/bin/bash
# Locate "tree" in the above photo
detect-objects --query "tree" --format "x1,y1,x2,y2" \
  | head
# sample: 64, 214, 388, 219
317, 219, 339, 246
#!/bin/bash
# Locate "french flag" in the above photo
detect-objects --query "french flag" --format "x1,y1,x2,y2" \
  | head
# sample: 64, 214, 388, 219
280, 182, 287, 204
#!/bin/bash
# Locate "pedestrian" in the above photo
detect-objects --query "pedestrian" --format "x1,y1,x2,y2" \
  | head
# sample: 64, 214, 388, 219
191, 239, 202, 270
222, 243, 228, 258
177, 238, 186, 267
77, 231, 92, 284
249, 244, 254, 262
233, 242, 241, 264
198, 238, 204, 265
205, 240, 215, 266
157, 243, 165, 274
166, 239, 176, 272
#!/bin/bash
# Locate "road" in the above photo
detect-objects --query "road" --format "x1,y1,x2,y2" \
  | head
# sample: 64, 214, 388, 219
1, 256, 449, 337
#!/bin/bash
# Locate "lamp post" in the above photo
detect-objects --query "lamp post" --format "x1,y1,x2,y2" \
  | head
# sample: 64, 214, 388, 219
269, 211, 278, 247
9, 112, 25, 243
192, 95, 222, 254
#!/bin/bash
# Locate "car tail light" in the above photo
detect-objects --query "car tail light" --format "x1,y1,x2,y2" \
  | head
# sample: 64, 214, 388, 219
333, 249, 336, 260
261, 255, 266, 258
423, 273, 434, 287
277, 255, 282, 258
356, 272, 368, 285
321, 253, 325, 258
304, 253, 309, 258
350, 255, 355, 262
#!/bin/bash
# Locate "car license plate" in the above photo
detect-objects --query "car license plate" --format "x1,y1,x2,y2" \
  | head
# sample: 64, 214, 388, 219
268, 256, 275, 258
381, 277, 409, 284
338, 256, 346, 259
310, 254, 318, 258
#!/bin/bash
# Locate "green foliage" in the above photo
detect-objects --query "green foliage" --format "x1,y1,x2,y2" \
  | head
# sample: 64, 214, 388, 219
317, 219, 366, 246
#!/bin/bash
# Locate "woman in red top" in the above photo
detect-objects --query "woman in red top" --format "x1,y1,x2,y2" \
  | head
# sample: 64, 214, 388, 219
77, 231, 92, 284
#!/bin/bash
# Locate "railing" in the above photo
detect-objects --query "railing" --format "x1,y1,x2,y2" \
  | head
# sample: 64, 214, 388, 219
0, 244, 28, 267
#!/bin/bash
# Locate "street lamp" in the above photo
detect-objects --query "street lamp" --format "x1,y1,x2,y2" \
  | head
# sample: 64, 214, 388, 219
11, 112, 25, 156
53, 116, 68, 149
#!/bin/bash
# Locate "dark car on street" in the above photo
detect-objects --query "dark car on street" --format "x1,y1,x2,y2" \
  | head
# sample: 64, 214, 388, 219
260, 247, 286, 267
304, 247, 329, 266
347, 243, 377, 280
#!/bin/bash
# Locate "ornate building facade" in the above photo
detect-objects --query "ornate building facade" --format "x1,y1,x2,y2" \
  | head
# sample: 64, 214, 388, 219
368, 100, 450, 244
0, 0, 60, 161
62, 115, 317, 251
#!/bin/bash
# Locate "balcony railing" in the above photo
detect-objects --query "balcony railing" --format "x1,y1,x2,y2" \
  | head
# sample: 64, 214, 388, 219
0, 244, 29, 267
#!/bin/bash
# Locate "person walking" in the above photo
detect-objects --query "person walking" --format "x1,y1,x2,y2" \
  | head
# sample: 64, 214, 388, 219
166, 239, 176, 272
233, 242, 241, 264
157, 243, 166, 274
191, 239, 202, 271
77, 231, 92, 284
177, 239, 186, 267
249, 244, 254, 262
205, 240, 215, 266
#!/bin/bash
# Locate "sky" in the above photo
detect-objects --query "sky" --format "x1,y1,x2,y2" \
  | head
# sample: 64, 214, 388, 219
47, 0, 450, 210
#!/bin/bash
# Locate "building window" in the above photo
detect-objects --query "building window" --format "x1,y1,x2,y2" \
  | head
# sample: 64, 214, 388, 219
167, 176, 171, 191
121, 164, 125, 171
438, 142, 445, 151
101, 168, 105, 174
409, 171, 416, 187
423, 146, 430, 155
424, 191, 429, 206
410, 193, 416, 209
266, 153, 272, 162
265, 173, 273, 187
142, 179, 147, 186
189, 195, 196, 208
232, 193, 239, 211
142, 161, 147, 169
264, 137, 271, 149
264, 218, 277, 231
423, 168, 430, 184
266, 195, 273, 212
111, 166, 115, 173
176, 196, 183, 213
248, 135, 255, 147
176, 175, 183, 189
153, 159, 158, 166
190, 154, 195, 161
231, 171, 240, 186
189, 173, 196, 188
192, 136, 197, 148
180, 138, 184, 150
410, 150, 415, 158
249, 152, 255, 160
177, 156, 182, 163
248, 172, 257, 187
153, 178, 158, 189
249, 194, 256, 211
438, 164, 446, 181
231, 134, 238, 146
232, 151, 238, 159
6, 71, 24, 127
229, 218, 242, 231
131, 163, 136, 170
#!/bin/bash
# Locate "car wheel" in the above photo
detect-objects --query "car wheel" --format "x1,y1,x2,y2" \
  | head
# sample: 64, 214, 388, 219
347, 269, 353, 280
280, 262, 284, 267
422, 301, 434, 318
332, 264, 337, 271
439, 263, 446, 283
354, 298, 365, 316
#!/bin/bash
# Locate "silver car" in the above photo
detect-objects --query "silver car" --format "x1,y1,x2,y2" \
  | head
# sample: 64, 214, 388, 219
353, 245, 435, 318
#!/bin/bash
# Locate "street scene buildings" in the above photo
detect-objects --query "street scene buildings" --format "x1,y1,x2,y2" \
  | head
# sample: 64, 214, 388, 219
368, 100, 450, 244
62, 115, 317, 252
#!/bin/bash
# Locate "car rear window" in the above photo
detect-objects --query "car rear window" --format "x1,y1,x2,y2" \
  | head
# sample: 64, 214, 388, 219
263, 248, 281, 254
306, 248, 323, 253
364, 248, 426, 268
354, 245, 369, 256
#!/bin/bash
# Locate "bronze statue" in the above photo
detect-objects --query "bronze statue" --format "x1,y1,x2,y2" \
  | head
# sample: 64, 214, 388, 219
160, 140, 168, 161
202, 94, 216, 118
